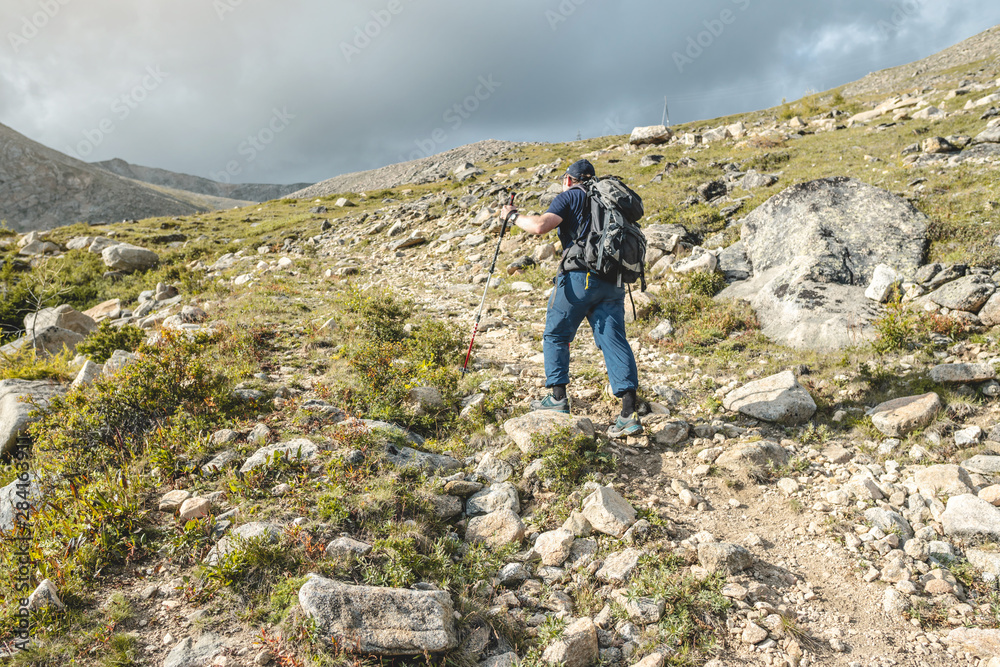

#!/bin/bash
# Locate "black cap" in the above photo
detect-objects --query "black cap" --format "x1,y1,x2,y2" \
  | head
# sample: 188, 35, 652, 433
566, 159, 596, 181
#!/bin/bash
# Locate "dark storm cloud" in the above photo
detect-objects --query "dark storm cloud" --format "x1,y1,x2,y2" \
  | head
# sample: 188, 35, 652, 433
1, 0, 998, 185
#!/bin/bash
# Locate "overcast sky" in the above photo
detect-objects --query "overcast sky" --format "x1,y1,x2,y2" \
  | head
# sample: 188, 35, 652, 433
2, 1, 999, 186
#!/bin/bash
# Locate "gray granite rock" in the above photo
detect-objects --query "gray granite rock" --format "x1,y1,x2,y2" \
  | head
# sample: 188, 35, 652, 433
240, 439, 318, 474
299, 575, 458, 655
722, 371, 816, 425
0, 380, 65, 456
698, 542, 753, 574
503, 411, 595, 454
869, 393, 942, 437
581, 486, 636, 537
942, 494, 1000, 541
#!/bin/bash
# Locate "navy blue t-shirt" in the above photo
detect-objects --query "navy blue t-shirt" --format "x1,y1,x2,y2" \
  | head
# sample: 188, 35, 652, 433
545, 187, 590, 253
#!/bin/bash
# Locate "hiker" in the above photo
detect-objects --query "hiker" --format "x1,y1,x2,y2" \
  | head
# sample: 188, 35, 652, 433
500, 159, 642, 438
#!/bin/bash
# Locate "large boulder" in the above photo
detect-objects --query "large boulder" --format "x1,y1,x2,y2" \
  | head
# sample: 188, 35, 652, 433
0, 380, 65, 456
24, 305, 97, 336
722, 371, 816, 425
298, 575, 458, 655
718, 177, 928, 350
101, 243, 159, 272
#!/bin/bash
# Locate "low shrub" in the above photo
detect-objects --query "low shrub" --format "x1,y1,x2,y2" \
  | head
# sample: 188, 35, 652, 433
76, 320, 146, 363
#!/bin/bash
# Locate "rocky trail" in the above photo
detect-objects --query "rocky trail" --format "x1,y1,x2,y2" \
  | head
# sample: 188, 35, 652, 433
7, 54, 1000, 667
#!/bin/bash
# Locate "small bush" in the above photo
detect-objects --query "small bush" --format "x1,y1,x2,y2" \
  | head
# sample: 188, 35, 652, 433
685, 271, 728, 298
0, 346, 77, 381
534, 427, 615, 495
76, 320, 147, 363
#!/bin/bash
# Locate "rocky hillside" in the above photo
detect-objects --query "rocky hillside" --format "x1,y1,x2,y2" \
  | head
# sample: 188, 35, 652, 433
4, 25, 1000, 667
0, 123, 254, 233
845, 24, 1000, 97
289, 139, 522, 198
92, 158, 312, 204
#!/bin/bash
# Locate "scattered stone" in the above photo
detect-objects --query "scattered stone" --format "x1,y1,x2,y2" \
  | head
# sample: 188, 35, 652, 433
466, 510, 525, 548
299, 575, 458, 655
869, 393, 942, 437
534, 528, 576, 567
0, 380, 66, 456
542, 617, 598, 667
159, 490, 191, 513
102, 243, 160, 272
914, 465, 975, 497
163, 634, 228, 667
722, 371, 816, 425
929, 363, 996, 384
503, 412, 595, 454
240, 439, 318, 474
629, 125, 672, 145
698, 542, 753, 574
27, 579, 65, 611
581, 486, 636, 537
596, 548, 642, 583
942, 494, 1000, 540
865, 264, 903, 302
179, 497, 212, 522
943, 627, 1000, 658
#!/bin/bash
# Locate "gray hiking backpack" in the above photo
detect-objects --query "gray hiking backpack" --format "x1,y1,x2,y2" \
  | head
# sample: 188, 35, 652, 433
561, 176, 647, 290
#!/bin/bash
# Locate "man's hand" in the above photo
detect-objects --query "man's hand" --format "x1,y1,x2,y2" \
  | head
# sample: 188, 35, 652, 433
501, 205, 518, 221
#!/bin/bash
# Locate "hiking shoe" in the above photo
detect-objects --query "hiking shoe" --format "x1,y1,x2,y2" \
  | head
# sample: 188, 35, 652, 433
530, 394, 570, 414
608, 413, 643, 438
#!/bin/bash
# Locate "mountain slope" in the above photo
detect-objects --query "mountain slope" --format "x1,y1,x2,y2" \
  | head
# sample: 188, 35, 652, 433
289, 139, 521, 198
0, 123, 251, 232
845, 24, 1000, 96
92, 158, 312, 203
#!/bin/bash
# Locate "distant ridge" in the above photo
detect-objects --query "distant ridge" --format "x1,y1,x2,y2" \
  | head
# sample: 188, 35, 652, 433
92, 158, 312, 204
289, 140, 521, 199
0, 122, 251, 232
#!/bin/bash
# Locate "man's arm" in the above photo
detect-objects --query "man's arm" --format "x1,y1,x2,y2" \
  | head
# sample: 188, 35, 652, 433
501, 206, 562, 235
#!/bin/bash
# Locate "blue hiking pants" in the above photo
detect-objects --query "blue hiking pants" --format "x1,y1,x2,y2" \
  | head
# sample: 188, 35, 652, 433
543, 271, 639, 397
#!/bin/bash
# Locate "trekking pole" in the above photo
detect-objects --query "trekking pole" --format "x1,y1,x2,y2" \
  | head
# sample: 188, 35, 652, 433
461, 193, 516, 375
